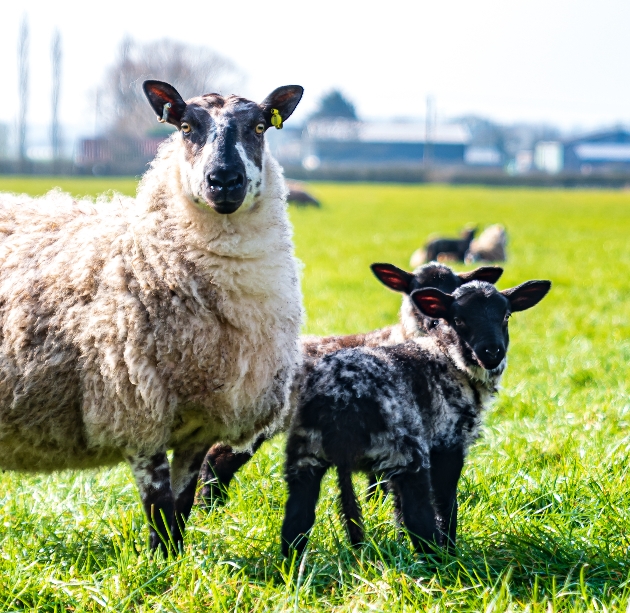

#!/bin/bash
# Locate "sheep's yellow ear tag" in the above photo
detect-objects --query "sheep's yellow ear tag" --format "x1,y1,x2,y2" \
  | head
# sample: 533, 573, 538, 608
270, 108, 283, 129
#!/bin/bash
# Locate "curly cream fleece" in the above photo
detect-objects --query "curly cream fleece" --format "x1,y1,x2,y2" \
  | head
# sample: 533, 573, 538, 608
0, 138, 302, 471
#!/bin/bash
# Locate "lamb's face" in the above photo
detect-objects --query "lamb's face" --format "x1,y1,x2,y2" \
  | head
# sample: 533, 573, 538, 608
143, 81, 304, 215
411, 279, 551, 376
177, 95, 266, 215
445, 284, 512, 371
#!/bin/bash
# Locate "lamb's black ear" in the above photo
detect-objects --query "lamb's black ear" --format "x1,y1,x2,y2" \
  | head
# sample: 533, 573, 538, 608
410, 288, 454, 319
260, 86, 304, 129
143, 80, 187, 128
458, 266, 503, 285
371, 263, 414, 294
502, 280, 551, 312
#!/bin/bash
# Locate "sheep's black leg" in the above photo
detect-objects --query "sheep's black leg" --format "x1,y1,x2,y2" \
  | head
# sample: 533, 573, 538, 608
171, 447, 208, 547
390, 468, 440, 557
281, 465, 328, 557
127, 451, 174, 556
198, 434, 267, 509
337, 465, 363, 547
430, 446, 464, 552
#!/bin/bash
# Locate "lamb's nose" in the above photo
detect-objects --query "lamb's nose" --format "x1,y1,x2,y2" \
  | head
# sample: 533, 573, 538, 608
484, 346, 501, 359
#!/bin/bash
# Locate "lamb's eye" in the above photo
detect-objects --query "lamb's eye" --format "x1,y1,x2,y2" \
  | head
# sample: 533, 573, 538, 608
255, 123, 265, 134
181, 122, 191, 134
504, 312, 511, 323
453, 317, 463, 326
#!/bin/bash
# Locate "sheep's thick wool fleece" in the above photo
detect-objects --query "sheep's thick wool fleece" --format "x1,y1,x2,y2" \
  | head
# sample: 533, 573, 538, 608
0, 140, 302, 471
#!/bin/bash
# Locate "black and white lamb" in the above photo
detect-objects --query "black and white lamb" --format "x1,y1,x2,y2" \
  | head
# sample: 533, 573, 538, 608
0, 80, 305, 553
281, 278, 551, 557
199, 262, 504, 505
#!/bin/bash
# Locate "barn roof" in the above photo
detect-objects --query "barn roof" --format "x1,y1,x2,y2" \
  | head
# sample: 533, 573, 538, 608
306, 119, 470, 145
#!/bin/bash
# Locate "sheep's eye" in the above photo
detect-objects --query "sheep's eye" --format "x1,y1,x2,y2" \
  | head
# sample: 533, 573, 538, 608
504, 312, 511, 323
181, 122, 192, 134
255, 123, 265, 134
453, 317, 463, 327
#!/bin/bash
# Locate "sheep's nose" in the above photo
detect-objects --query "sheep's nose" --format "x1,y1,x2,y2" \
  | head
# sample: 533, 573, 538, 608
206, 169, 245, 194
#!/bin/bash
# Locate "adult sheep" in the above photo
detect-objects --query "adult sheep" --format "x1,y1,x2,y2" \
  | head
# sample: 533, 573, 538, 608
0, 80, 304, 554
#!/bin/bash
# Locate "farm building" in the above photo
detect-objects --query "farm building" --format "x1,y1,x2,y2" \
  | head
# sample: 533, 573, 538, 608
265, 119, 472, 171
562, 129, 630, 173
300, 119, 470, 168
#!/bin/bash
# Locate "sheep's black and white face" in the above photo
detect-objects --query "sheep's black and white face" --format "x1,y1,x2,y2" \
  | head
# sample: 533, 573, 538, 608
143, 81, 303, 215
411, 279, 551, 372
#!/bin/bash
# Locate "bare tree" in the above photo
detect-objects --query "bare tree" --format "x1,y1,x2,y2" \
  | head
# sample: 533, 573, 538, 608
101, 37, 246, 138
17, 15, 29, 165
51, 29, 62, 166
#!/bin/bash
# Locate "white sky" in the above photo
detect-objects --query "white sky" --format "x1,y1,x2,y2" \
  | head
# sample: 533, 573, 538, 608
1, 0, 629, 144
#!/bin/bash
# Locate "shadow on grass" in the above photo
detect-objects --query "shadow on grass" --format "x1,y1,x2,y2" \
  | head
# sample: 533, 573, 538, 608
188, 522, 628, 604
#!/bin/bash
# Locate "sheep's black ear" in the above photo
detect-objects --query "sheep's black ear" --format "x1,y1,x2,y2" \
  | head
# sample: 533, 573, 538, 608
458, 266, 503, 285
502, 280, 551, 312
371, 263, 414, 294
143, 80, 187, 128
260, 86, 304, 129
410, 288, 454, 319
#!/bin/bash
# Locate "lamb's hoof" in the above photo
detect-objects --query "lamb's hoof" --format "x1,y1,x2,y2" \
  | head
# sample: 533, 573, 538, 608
282, 535, 308, 559
150, 535, 182, 558
197, 480, 229, 510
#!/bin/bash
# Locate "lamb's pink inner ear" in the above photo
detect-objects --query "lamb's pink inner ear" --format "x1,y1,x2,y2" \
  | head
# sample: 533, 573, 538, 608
411, 291, 451, 318
371, 264, 411, 293
416, 297, 444, 317
503, 280, 551, 312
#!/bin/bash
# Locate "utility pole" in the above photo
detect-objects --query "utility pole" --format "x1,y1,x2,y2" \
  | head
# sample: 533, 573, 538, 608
51, 29, 62, 172
17, 15, 29, 171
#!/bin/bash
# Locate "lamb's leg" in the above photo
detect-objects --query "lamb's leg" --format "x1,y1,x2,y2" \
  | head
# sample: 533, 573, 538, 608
198, 434, 267, 508
390, 468, 440, 557
127, 451, 175, 556
337, 465, 363, 547
171, 447, 208, 546
430, 446, 464, 552
281, 465, 328, 557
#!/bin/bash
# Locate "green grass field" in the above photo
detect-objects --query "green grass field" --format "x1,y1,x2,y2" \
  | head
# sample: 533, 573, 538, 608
0, 177, 629, 611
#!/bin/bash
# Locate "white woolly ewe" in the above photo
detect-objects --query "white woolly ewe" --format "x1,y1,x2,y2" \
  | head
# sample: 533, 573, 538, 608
0, 138, 301, 472
0, 79, 306, 553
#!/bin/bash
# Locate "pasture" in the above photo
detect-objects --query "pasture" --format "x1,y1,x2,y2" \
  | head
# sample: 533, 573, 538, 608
0, 177, 629, 611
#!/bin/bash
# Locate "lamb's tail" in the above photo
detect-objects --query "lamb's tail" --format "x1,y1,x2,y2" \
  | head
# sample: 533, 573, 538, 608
337, 465, 364, 547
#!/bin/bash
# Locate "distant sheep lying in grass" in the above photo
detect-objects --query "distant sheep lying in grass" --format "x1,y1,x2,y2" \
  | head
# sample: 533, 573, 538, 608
198, 262, 504, 506
286, 181, 321, 207
0, 79, 304, 554
281, 277, 551, 557
466, 224, 508, 263
410, 226, 477, 268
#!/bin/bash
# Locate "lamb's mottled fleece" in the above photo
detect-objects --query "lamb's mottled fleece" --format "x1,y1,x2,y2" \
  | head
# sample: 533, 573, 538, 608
0, 137, 302, 473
